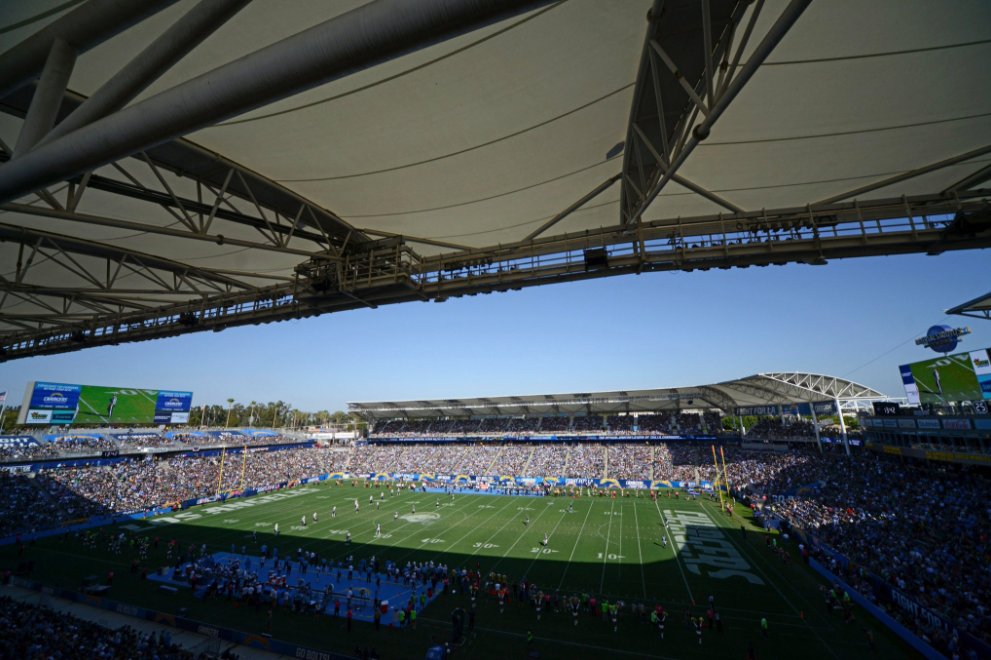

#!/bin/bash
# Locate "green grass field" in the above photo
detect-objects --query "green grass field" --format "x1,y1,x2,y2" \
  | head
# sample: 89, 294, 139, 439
910, 351, 982, 404
73, 387, 159, 425
6, 484, 920, 660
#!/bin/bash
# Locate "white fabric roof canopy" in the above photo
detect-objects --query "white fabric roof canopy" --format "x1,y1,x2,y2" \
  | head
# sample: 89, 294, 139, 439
1, 0, 989, 338
349, 372, 888, 419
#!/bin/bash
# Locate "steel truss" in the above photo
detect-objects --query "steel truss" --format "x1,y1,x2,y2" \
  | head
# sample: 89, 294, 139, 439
3, 189, 990, 359
1, 0, 990, 361
618, 0, 812, 222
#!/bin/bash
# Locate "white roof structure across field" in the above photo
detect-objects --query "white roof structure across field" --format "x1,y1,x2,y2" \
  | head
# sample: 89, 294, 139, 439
349, 372, 888, 419
0, 0, 989, 359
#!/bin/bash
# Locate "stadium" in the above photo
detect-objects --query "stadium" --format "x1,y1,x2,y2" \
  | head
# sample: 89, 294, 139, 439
1, 1, 990, 660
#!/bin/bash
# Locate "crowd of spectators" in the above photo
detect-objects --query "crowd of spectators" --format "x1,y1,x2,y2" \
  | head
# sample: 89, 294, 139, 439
570, 415, 604, 432
747, 453, 991, 653
703, 411, 722, 432
0, 442, 63, 462
348, 445, 400, 474
747, 418, 816, 439
0, 448, 346, 538
506, 417, 541, 434
369, 420, 433, 437
456, 445, 500, 475
392, 445, 463, 474
605, 415, 634, 432
565, 443, 605, 478
634, 413, 676, 434
488, 444, 532, 475
677, 413, 702, 434
538, 417, 571, 432
0, 596, 198, 660
607, 443, 652, 480
476, 418, 507, 434
0, 431, 304, 463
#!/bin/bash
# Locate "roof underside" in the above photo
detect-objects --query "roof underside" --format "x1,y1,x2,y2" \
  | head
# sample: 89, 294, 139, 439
1, 0, 990, 352
349, 372, 887, 419
947, 290, 991, 321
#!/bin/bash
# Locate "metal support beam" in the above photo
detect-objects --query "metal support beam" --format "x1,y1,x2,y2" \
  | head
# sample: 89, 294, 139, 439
0, 221, 252, 290
816, 144, 991, 205
38, 0, 253, 149
0, 202, 336, 259
628, 0, 812, 223
943, 162, 991, 194
524, 174, 621, 241
0, 0, 181, 101
3, 190, 989, 359
0, 0, 556, 204
12, 39, 76, 157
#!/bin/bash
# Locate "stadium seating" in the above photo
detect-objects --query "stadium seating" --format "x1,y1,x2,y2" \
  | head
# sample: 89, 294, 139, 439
0, 595, 198, 660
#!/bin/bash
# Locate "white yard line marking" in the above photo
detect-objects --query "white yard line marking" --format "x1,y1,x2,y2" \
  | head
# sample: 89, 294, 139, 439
653, 497, 694, 603
557, 499, 592, 589
394, 494, 522, 564
488, 496, 557, 574
518, 505, 568, 580
78, 397, 108, 424
632, 500, 646, 598
599, 500, 614, 592
698, 501, 842, 660
617, 497, 623, 580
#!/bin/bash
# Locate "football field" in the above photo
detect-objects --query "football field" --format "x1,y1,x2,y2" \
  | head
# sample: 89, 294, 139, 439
12, 483, 920, 660
73, 386, 158, 425
909, 352, 982, 404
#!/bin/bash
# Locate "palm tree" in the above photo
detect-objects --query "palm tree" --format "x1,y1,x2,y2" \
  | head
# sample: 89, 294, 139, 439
249, 401, 257, 428
225, 398, 235, 428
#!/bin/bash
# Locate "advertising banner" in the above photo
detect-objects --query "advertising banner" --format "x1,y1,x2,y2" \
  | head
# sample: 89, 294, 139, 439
971, 349, 991, 400
900, 348, 991, 404
19, 381, 194, 425
0, 435, 40, 448
735, 405, 779, 416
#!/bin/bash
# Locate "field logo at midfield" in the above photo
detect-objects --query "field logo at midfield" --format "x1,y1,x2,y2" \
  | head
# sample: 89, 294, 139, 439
401, 512, 441, 524
664, 510, 764, 585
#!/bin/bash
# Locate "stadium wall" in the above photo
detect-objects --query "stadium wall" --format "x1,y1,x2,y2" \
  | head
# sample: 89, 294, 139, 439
9, 576, 351, 660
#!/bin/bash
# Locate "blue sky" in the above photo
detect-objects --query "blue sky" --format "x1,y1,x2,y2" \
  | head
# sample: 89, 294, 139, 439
2, 250, 989, 412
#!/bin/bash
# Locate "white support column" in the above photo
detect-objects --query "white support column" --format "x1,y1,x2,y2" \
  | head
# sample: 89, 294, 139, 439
835, 398, 850, 455
809, 402, 823, 453
13, 39, 76, 158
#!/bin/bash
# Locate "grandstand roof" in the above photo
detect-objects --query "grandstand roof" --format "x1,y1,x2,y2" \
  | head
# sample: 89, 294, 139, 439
1, 1, 989, 358
349, 372, 888, 419
946, 290, 991, 321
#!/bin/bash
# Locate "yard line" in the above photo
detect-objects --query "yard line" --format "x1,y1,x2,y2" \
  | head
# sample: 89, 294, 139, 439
337, 492, 498, 564
599, 500, 614, 592
617, 497, 623, 580
697, 501, 842, 660
632, 500, 646, 598
394, 494, 522, 565
518, 504, 568, 580
487, 496, 557, 575
557, 499, 592, 589
78, 396, 108, 424
652, 497, 694, 603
